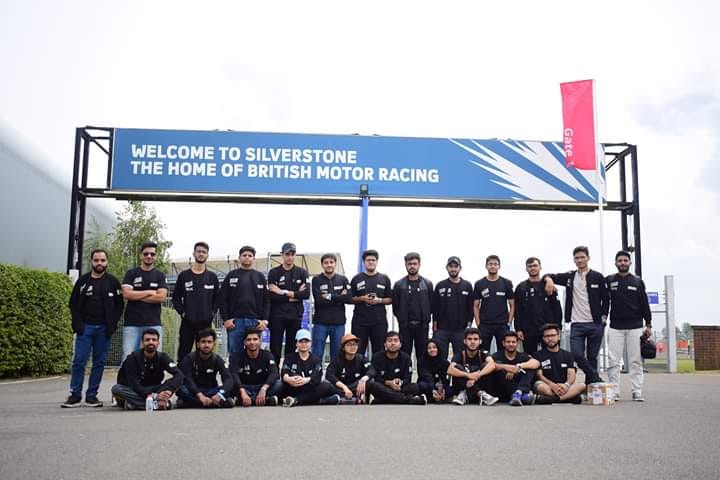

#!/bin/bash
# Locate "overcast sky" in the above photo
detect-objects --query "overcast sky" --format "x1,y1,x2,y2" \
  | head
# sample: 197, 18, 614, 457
2, 1, 718, 327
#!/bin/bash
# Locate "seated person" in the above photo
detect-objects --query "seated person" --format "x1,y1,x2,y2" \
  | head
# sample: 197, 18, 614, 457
491, 331, 540, 406
280, 329, 335, 407
370, 331, 427, 405
228, 328, 282, 406
325, 333, 377, 404
533, 324, 586, 404
111, 328, 182, 410
417, 339, 450, 403
177, 328, 233, 408
447, 327, 499, 406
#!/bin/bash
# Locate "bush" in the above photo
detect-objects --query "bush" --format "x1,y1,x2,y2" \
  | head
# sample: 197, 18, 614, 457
0, 264, 73, 377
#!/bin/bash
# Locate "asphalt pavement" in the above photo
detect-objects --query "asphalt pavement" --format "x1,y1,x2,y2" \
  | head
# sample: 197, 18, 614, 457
0, 372, 718, 480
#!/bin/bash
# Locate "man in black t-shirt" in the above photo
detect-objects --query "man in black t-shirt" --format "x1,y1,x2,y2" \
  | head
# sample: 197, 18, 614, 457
172, 241, 220, 361
351, 249, 392, 358
121, 241, 168, 360
533, 324, 585, 403
491, 331, 540, 405
432, 256, 474, 360
177, 328, 233, 408
447, 328, 499, 406
229, 329, 282, 407
369, 331, 426, 405
392, 252, 433, 360
268, 242, 310, 364
473, 255, 514, 353
62, 249, 124, 408
513, 257, 562, 353
311, 253, 351, 361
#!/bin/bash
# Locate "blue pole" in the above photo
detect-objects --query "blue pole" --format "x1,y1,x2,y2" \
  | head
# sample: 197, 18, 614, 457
357, 194, 369, 273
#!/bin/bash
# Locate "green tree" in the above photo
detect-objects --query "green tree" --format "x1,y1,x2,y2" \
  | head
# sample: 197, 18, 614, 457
680, 322, 693, 341
85, 201, 172, 279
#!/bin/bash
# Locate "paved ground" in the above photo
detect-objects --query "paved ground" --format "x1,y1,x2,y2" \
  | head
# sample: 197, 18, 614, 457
1, 373, 719, 480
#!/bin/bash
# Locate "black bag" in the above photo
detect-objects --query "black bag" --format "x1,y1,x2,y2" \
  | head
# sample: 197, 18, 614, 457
640, 334, 657, 359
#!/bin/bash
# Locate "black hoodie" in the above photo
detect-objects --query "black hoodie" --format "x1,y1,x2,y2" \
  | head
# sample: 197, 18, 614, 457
417, 340, 450, 386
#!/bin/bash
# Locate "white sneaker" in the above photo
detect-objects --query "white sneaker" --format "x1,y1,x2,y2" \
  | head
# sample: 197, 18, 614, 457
632, 392, 645, 402
479, 390, 499, 406
452, 391, 468, 405
283, 396, 297, 407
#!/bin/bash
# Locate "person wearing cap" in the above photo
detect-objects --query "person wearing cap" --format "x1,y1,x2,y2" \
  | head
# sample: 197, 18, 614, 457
392, 252, 434, 361
325, 333, 378, 403
311, 253, 352, 362
473, 254, 515, 353
268, 242, 310, 364
369, 331, 427, 405
220, 246, 270, 355
350, 249, 393, 357
432, 256, 474, 360
280, 329, 335, 407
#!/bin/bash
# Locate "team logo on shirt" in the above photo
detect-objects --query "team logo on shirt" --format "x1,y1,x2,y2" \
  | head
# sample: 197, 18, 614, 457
481, 288, 490, 298
150, 282, 158, 288
320, 284, 328, 291
357, 281, 366, 290
204, 284, 214, 289
496, 291, 506, 296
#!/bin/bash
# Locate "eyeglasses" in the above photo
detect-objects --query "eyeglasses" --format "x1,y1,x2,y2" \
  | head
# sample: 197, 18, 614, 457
142, 252, 157, 257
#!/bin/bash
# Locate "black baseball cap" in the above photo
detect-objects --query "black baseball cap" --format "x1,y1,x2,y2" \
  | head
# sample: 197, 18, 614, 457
446, 256, 462, 266
281, 242, 296, 254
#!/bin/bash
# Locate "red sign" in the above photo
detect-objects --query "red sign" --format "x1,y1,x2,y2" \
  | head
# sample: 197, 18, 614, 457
560, 80, 597, 170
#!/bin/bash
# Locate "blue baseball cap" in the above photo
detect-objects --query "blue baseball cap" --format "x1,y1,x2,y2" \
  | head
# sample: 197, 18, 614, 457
295, 329, 311, 342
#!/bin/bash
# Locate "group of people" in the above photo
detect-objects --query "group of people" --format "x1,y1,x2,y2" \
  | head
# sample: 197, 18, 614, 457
62, 241, 652, 409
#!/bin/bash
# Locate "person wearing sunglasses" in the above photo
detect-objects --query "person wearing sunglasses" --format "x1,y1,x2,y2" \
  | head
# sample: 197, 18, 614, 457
121, 241, 168, 360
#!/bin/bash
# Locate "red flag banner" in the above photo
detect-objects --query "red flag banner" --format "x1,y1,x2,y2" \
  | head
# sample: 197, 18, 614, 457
560, 79, 597, 170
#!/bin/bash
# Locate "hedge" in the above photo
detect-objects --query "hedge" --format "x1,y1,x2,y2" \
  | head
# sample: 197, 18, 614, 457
0, 263, 73, 377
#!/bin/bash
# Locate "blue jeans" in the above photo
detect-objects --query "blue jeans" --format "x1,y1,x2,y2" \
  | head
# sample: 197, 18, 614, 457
177, 385, 224, 407
570, 322, 604, 372
238, 381, 283, 403
311, 323, 345, 361
122, 325, 163, 360
227, 318, 260, 354
69, 324, 110, 398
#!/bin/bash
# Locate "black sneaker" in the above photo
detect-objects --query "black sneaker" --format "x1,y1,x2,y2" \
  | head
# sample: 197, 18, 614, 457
85, 396, 103, 407
221, 398, 235, 408
61, 395, 82, 408
264, 395, 278, 407
409, 394, 427, 405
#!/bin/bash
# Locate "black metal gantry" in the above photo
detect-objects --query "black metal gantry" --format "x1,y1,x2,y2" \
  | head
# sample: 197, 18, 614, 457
67, 127, 643, 276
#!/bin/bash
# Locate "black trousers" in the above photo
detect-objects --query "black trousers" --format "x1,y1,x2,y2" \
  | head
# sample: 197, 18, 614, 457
281, 381, 335, 405
399, 324, 428, 360
433, 329, 465, 360
450, 374, 498, 403
352, 321, 388, 358
177, 320, 212, 362
370, 381, 421, 404
490, 370, 535, 402
269, 316, 301, 364
479, 323, 509, 352
521, 334, 543, 354
332, 380, 379, 403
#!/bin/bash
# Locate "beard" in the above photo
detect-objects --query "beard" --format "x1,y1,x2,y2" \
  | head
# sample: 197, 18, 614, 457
92, 265, 106, 274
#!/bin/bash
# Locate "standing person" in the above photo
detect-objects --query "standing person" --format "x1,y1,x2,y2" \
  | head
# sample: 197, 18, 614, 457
177, 328, 234, 408
514, 257, 562, 353
392, 252, 433, 360
172, 241, 220, 362
432, 256, 474, 359
280, 329, 335, 407
121, 241, 168, 360
229, 329, 282, 407
544, 246, 610, 371
606, 251, 652, 401
473, 255, 515, 353
268, 242, 310, 364
325, 333, 377, 404
369, 331, 427, 405
492, 331, 540, 406
311, 253, 351, 362
447, 328, 499, 406
111, 328, 183, 410
220, 246, 270, 355
417, 339, 450, 404
351, 249, 392, 357
533, 324, 586, 404
62, 249, 124, 408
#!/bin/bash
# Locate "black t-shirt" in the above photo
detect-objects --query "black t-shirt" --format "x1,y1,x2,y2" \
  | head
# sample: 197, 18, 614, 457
406, 279, 423, 325
229, 349, 279, 387
179, 352, 232, 394
83, 276, 107, 325
351, 272, 392, 326
371, 351, 413, 383
451, 349, 489, 372
226, 269, 257, 318
473, 276, 514, 325
492, 350, 532, 366
432, 278, 474, 331
268, 265, 309, 319
325, 354, 375, 385
122, 268, 168, 326
172, 269, 220, 327
534, 348, 576, 383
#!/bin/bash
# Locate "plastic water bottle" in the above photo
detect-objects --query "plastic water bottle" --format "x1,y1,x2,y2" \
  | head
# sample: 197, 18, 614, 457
591, 385, 602, 405
145, 393, 155, 413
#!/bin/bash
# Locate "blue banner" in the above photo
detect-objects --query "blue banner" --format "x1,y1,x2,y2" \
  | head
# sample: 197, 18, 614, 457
111, 128, 603, 202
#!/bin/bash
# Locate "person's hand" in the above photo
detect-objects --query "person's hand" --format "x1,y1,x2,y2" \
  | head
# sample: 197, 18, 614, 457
268, 284, 283, 295
517, 330, 525, 341
544, 277, 555, 296
257, 320, 268, 331
505, 372, 515, 381
210, 394, 223, 406
357, 380, 366, 398
196, 393, 212, 407
224, 319, 235, 330
466, 379, 475, 388
240, 390, 252, 407
256, 388, 267, 406
157, 390, 172, 402
342, 386, 353, 399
